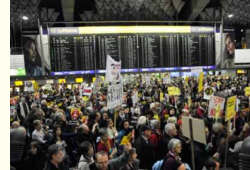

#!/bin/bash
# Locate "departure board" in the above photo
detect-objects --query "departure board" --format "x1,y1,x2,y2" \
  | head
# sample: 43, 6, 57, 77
50, 35, 95, 71
50, 33, 215, 72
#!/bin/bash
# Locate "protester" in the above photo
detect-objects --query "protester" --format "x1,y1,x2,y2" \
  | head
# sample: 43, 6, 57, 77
78, 141, 95, 170
43, 144, 69, 170
162, 138, 186, 170
119, 148, 140, 170
9, 74, 250, 170
88, 144, 132, 170
135, 125, 155, 169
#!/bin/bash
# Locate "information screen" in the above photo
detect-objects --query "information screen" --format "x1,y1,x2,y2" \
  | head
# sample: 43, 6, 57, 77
49, 26, 215, 72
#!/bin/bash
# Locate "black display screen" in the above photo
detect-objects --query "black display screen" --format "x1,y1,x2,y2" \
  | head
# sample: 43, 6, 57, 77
50, 33, 215, 71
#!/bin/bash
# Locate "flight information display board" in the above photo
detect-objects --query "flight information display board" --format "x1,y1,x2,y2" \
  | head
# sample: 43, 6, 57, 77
50, 35, 95, 71
49, 26, 215, 72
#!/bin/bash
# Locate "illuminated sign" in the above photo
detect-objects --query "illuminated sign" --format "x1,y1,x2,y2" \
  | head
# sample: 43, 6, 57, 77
75, 78, 83, 83
51, 66, 215, 76
49, 26, 214, 35
58, 79, 66, 84
237, 69, 246, 74
14, 81, 23, 86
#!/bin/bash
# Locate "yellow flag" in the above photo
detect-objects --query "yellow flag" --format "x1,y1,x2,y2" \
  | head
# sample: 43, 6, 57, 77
225, 96, 237, 121
244, 87, 250, 96
198, 72, 204, 93
120, 133, 132, 145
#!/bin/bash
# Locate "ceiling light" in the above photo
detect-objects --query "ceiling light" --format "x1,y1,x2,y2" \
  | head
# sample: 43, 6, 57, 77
22, 16, 29, 20
228, 14, 234, 18
241, 29, 244, 32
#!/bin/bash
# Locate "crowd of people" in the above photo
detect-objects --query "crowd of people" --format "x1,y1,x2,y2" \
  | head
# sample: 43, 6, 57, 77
10, 73, 250, 170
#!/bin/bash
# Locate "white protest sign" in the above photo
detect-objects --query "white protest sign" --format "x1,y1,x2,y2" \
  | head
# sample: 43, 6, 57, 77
208, 96, 225, 118
192, 118, 207, 145
105, 55, 121, 83
204, 87, 215, 100
132, 91, 138, 106
163, 74, 171, 84
24, 81, 34, 92
145, 76, 151, 86
93, 77, 102, 94
83, 87, 92, 96
182, 116, 191, 139
107, 83, 123, 109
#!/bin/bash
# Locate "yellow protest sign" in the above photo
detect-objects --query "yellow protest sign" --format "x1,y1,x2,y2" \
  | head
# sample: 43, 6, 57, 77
100, 76, 105, 81
198, 72, 204, 93
160, 92, 164, 102
185, 77, 189, 85
33, 81, 39, 91
225, 96, 237, 121
188, 97, 192, 108
82, 96, 89, 102
244, 87, 250, 96
215, 104, 221, 120
168, 86, 181, 96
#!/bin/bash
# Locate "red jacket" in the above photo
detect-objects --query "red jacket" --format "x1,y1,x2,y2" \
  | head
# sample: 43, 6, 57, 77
97, 139, 114, 154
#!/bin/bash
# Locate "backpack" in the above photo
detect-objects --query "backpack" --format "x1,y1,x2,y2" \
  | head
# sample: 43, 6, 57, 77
152, 160, 164, 170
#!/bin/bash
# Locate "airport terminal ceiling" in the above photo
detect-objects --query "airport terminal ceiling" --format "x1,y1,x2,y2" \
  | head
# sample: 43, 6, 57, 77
10, 0, 250, 48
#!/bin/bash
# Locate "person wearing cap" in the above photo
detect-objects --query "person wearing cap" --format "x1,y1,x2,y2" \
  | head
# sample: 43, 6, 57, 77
135, 125, 155, 169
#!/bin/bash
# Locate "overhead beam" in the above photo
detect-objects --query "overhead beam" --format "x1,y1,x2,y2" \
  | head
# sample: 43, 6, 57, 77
188, 0, 210, 20
61, 0, 75, 22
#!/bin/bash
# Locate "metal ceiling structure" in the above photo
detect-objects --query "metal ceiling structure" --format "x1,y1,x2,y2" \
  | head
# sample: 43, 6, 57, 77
10, 0, 250, 47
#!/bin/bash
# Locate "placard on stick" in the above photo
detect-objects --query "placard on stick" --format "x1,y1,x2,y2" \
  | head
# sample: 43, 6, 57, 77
182, 116, 207, 145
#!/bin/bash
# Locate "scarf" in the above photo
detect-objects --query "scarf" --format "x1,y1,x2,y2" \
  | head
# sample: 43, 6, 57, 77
19, 102, 30, 118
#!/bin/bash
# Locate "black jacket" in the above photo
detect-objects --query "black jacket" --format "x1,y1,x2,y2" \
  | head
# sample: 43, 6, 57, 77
43, 161, 69, 170
135, 135, 155, 169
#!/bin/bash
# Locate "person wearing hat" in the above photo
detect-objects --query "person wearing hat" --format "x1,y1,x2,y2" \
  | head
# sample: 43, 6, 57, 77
135, 125, 155, 169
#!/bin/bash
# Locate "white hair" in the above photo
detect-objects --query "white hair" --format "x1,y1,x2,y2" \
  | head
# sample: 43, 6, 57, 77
137, 116, 147, 126
150, 119, 160, 130
167, 117, 177, 124
168, 138, 181, 151
212, 122, 223, 133
165, 123, 176, 135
